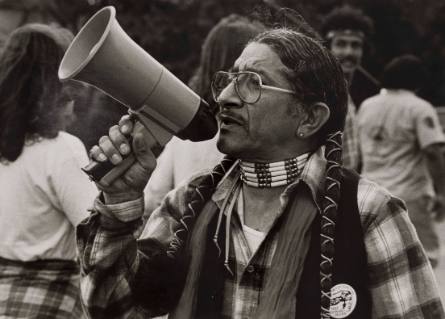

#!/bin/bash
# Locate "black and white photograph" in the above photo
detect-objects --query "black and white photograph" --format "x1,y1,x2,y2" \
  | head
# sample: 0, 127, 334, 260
1, 0, 445, 318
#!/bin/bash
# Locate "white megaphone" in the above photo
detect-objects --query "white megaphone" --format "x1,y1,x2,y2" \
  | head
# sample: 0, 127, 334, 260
58, 6, 217, 185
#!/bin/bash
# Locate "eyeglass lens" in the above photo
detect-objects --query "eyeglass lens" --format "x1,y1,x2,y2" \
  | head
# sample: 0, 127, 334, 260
212, 72, 261, 104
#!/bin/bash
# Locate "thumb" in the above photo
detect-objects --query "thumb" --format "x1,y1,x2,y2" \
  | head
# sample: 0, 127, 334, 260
132, 131, 157, 171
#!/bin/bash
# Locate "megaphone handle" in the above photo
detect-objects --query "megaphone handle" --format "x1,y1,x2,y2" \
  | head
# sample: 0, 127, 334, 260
82, 112, 137, 184
82, 115, 167, 186
82, 153, 136, 187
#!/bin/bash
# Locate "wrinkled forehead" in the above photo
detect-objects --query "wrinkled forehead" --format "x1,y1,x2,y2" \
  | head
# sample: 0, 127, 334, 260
232, 42, 291, 83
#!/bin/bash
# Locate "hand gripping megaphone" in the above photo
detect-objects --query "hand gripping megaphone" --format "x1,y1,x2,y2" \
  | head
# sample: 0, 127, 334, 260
58, 6, 217, 185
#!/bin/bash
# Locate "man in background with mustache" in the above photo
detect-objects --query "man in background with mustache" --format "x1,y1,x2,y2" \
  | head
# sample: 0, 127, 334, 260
321, 5, 375, 172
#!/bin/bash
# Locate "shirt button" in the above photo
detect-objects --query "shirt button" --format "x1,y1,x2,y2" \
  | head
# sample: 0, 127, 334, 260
246, 265, 255, 273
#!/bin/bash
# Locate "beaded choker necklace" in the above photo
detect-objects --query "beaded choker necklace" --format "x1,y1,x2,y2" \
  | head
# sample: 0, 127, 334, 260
239, 153, 309, 188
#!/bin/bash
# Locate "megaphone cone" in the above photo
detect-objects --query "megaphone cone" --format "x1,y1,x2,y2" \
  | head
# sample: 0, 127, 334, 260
59, 6, 217, 183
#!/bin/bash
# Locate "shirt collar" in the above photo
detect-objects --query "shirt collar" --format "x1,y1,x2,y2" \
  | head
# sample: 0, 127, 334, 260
212, 147, 327, 209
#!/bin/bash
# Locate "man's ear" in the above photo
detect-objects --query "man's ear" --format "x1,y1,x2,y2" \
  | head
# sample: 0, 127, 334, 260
296, 102, 330, 138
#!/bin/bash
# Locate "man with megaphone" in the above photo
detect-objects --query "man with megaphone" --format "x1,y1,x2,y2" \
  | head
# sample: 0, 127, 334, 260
74, 8, 443, 319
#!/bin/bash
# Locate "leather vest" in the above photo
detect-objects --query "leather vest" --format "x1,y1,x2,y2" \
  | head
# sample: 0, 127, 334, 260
294, 169, 371, 318
133, 169, 371, 318
195, 168, 371, 318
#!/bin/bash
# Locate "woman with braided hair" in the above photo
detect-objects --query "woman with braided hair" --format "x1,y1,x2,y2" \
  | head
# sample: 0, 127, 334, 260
78, 26, 443, 318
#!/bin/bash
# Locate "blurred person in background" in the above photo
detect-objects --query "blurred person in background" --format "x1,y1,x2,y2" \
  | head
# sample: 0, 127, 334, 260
357, 54, 445, 267
144, 14, 265, 214
0, 23, 97, 318
321, 5, 375, 172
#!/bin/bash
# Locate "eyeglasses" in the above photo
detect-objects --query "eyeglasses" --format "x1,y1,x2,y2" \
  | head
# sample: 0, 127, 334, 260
211, 71, 296, 104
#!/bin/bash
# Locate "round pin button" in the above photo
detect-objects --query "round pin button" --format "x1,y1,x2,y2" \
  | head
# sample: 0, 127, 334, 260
330, 283, 357, 318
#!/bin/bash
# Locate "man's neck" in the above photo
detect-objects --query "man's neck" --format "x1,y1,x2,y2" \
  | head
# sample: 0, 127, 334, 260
242, 183, 286, 200
241, 184, 286, 232
345, 70, 355, 87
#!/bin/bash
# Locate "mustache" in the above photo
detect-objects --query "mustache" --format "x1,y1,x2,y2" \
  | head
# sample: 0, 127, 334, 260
217, 111, 245, 125
340, 56, 358, 64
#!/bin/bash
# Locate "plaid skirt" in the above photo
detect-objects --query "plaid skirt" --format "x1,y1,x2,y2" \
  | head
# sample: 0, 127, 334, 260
0, 256, 85, 318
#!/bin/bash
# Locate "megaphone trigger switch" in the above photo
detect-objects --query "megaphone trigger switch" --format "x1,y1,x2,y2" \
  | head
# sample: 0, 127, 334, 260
150, 142, 164, 158
82, 159, 115, 182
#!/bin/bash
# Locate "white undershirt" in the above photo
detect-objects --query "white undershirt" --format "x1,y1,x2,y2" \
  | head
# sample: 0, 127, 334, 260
242, 224, 266, 254
237, 189, 266, 254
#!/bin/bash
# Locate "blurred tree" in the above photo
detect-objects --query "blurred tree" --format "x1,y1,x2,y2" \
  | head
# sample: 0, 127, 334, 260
3, 0, 445, 100
422, 3, 445, 106
5, 0, 442, 147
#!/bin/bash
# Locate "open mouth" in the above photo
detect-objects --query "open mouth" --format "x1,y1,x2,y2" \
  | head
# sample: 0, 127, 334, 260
218, 113, 243, 127
341, 59, 357, 68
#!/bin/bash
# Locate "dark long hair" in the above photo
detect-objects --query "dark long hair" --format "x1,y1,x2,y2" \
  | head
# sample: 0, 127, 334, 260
189, 14, 265, 112
0, 23, 73, 162
254, 28, 348, 317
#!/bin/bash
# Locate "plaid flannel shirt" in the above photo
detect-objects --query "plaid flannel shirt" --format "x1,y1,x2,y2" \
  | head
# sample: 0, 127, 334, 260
77, 148, 444, 318
0, 257, 85, 318
218, 189, 285, 318
343, 96, 361, 171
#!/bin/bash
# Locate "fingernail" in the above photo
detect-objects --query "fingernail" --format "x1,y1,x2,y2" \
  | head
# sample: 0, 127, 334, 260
121, 125, 129, 134
120, 144, 130, 154
97, 153, 107, 162
111, 154, 121, 164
